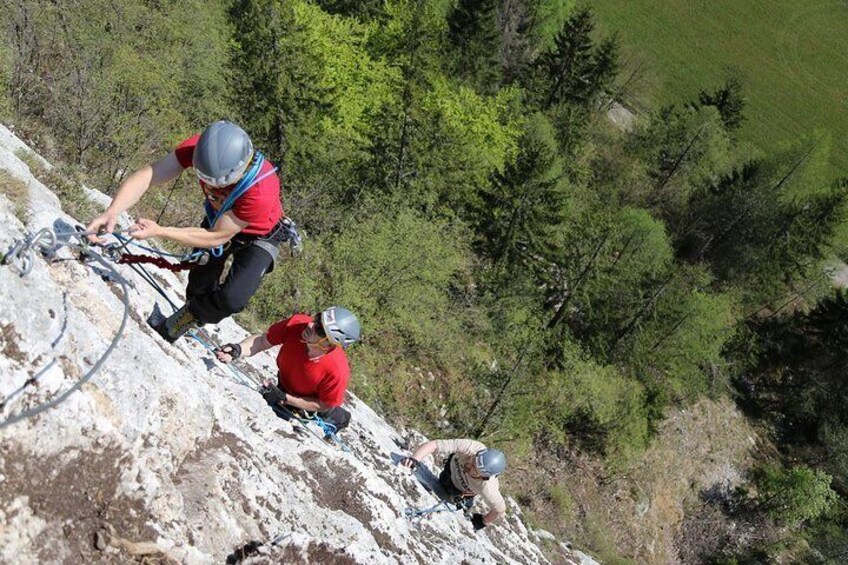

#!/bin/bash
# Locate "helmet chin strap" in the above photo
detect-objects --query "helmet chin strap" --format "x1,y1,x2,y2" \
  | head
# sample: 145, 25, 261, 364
305, 342, 329, 361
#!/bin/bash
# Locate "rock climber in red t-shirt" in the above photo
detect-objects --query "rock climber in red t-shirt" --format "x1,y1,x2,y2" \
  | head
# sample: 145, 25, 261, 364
86, 120, 294, 342
215, 306, 361, 436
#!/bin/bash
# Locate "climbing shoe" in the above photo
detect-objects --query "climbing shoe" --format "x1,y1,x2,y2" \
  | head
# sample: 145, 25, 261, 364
153, 303, 199, 343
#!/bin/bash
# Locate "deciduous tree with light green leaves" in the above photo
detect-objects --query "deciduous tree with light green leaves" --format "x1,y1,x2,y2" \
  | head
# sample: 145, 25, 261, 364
753, 464, 838, 527
623, 266, 736, 402
328, 208, 471, 364
4, 2, 848, 557
1, 0, 233, 185
417, 77, 524, 211
498, 341, 649, 462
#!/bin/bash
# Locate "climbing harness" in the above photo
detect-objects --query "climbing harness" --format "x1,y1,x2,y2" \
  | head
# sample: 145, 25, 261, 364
1, 228, 130, 429
74, 154, 300, 272
199, 152, 302, 259
101, 218, 301, 273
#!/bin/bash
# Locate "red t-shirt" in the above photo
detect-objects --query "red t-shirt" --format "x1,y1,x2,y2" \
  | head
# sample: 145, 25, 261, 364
174, 134, 283, 236
266, 314, 350, 408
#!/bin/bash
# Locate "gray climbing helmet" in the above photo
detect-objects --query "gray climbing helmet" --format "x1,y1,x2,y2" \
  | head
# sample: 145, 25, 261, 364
320, 306, 361, 350
474, 448, 506, 478
193, 120, 254, 187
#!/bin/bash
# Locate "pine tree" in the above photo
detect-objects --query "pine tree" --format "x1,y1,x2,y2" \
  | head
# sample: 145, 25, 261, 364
685, 134, 844, 305
697, 74, 746, 133
447, 0, 501, 90
229, 0, 327, 166
473, 113, 566, 282
628, 104, 733, 246
528, 6, 619, 110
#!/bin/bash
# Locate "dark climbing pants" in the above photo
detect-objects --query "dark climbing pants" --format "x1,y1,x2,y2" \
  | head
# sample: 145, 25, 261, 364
186, 220, 286, 324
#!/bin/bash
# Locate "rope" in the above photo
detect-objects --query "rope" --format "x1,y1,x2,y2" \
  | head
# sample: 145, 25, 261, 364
204, 153, 277, 258
272, 404, 350, 452
2, 226, 339, 449
53, 228, 135, 238
87, 231, 185, 314
111, 233, 205, 262
181, 329, 349, 451
391, 454, 467, 522
304, 412, 338, 437
187, 329, 261, 391
0, 231, 130, 429
404, 500, 458, 522
2, 291, 72, 413
123, 261, 180, 312
81, 241, 245, 387
2, 227, 57, 276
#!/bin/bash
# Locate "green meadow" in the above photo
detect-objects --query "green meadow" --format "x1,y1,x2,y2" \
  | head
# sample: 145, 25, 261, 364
592, 0, 848, 177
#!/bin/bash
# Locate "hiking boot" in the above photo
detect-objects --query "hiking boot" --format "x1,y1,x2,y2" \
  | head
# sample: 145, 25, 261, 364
153, 303, 199, 343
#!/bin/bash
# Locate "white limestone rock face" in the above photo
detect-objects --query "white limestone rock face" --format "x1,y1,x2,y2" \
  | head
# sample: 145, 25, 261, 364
0, 123, 590, 564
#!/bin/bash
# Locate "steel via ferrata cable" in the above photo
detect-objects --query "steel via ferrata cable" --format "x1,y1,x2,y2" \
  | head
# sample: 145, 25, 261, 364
0, 232, 130, 429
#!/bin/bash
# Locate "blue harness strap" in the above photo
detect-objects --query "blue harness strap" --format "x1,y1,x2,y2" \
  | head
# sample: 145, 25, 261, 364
203, 151, 278, 257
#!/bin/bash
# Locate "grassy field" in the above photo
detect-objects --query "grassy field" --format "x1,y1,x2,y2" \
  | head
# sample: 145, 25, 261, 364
591, 0, 848, 177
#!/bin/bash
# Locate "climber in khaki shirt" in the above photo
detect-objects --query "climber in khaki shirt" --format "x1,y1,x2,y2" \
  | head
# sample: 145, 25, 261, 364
400, 438, 507, 530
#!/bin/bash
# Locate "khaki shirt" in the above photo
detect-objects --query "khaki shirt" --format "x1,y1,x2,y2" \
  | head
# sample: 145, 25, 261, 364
433, 438, 506, 515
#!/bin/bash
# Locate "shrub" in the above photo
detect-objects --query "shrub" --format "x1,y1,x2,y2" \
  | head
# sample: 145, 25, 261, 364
0, 169, 28, 221
549, 483, 576, 522
16, 149, 100, 221
753, 463, 837, 526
